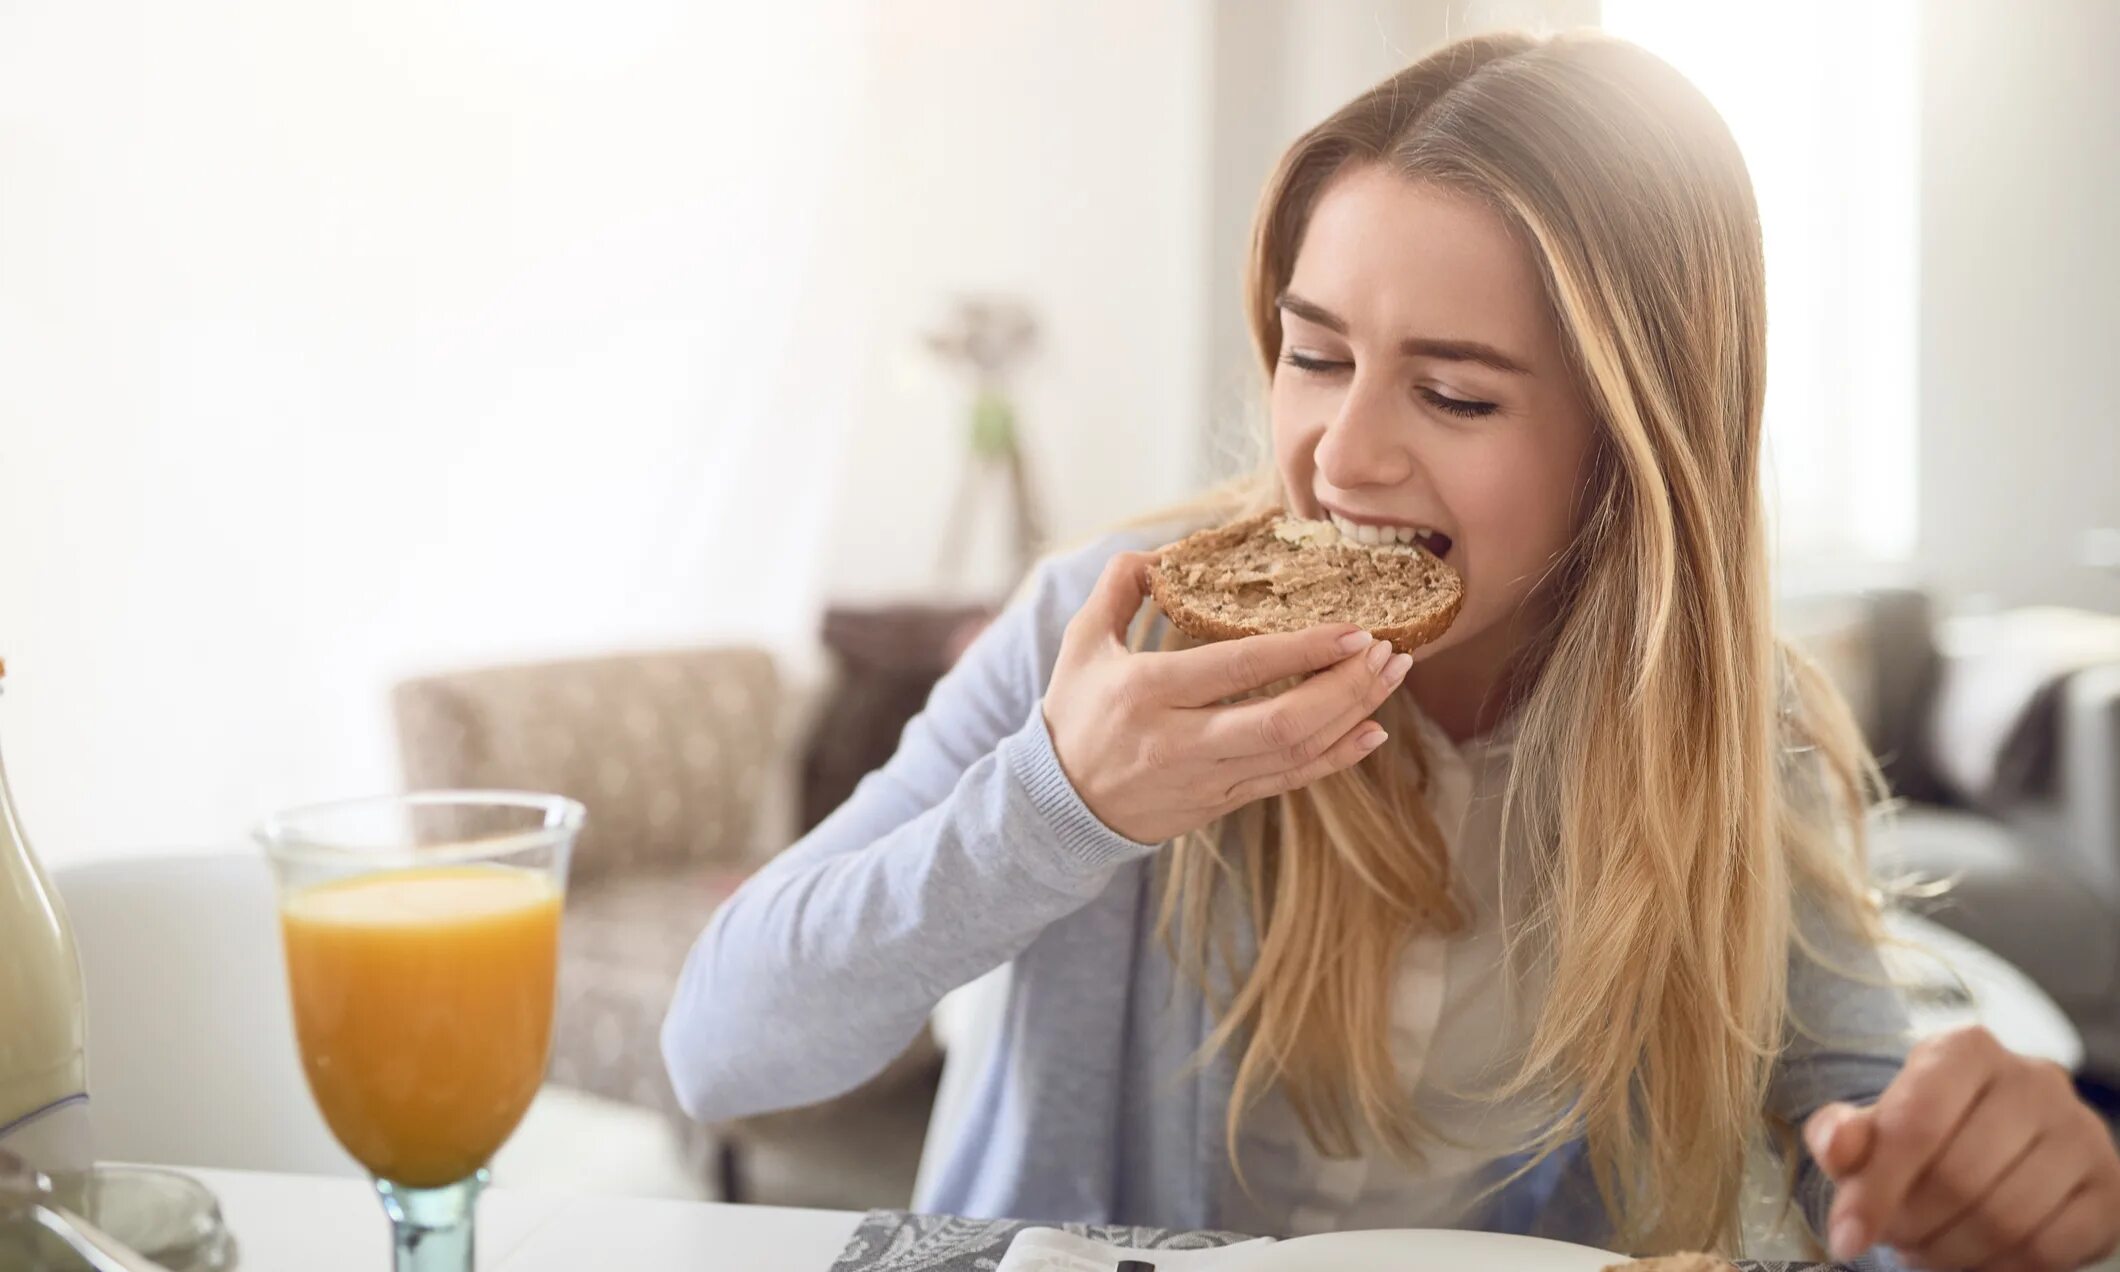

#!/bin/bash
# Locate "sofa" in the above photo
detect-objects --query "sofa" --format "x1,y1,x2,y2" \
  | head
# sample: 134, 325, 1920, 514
393, 640, 946, 1207
1783, 587, 2120, 1078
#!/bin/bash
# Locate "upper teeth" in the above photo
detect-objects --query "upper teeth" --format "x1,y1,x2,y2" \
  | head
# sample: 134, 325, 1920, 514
1328, 510, 1440, 549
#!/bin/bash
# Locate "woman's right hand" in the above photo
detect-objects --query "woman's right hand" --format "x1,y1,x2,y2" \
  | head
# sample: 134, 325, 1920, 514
1042, 551, 1414, 845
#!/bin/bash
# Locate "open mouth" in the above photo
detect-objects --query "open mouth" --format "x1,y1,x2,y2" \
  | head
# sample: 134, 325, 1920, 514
1323, 507, 1455, 559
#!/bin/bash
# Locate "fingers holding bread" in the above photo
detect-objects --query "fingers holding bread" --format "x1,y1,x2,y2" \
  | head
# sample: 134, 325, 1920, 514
1135, 622, 1369, 708
1214, 714, 1391, 811
1200, 634, 1409, 769
1044, 511, 1459, 844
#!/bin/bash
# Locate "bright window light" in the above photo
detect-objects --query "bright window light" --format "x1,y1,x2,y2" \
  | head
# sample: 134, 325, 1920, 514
1603, 0, 1919, 567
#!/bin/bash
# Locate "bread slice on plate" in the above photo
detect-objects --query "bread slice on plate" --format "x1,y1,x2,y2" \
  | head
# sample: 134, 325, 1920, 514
1146, 510, 1463, 656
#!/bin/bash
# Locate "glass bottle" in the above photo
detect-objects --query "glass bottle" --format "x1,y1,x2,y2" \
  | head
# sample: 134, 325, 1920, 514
0, 656, 92, 1172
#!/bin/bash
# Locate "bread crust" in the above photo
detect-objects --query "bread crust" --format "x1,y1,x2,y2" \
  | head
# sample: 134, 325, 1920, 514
1145, 510, 1463, 656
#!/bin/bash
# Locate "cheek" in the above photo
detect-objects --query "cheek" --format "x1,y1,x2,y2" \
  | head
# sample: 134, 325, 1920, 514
1270, 379, 1320, 489
1447, 431, 1586, 585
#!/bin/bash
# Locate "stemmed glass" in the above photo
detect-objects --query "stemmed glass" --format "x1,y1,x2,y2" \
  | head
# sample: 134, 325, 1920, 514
258, 791, 581, 1271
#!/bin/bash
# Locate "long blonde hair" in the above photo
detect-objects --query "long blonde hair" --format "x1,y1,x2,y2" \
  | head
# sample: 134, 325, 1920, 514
1142, 30, 1885, 1253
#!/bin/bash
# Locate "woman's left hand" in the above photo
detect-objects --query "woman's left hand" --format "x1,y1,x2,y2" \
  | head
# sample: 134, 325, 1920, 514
1805, 1025, 2120, 1271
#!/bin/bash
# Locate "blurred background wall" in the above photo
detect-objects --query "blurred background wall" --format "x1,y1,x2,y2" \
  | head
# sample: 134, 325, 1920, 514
2, 0, 2114, 864
1917, 0, 2120, 612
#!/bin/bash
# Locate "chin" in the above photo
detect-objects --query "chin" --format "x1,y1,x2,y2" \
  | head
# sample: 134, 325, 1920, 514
1409, 584, 1524, 662
1407, 615, 1481, 664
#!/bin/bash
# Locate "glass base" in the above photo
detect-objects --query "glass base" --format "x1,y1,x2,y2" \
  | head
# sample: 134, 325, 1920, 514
0, 1163, 237, 1272
375, 1171, 485, 1272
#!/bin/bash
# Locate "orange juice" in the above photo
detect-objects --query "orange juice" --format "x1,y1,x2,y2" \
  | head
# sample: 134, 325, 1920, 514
280, 864, 561, 1187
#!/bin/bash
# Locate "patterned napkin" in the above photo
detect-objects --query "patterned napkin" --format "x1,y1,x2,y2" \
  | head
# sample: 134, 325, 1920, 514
827, 1209, 1851, 1271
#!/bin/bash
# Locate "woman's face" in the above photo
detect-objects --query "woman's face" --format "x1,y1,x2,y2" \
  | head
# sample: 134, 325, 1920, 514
1272, 165, 1599, 690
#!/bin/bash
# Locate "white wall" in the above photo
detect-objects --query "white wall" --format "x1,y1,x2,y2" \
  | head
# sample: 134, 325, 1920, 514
1918, 0, 2120, 613
0, 1, 865, 862
0, 0, 1222, 863
822, 0, 1211, 602
826, 0, 1599, 600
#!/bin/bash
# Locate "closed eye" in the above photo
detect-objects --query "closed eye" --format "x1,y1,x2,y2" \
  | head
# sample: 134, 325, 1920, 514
1281, 351, 1350, 376
1419, 387, 1498, 418
1282, 351, 1499, 418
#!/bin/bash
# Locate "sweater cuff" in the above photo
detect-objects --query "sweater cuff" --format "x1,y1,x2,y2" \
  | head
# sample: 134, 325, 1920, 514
1000, 708, 1163, 876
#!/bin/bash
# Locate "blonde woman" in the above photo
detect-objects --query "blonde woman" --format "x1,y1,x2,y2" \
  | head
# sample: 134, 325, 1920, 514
663, 30, 2120, 1269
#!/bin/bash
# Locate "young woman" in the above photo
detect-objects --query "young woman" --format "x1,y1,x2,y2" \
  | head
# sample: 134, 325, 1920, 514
663, 30, 2120, 1269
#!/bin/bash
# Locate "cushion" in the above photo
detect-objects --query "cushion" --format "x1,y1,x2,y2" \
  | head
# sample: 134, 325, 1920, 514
1779, 592, 1882, 745
394, 646, 779, 886
1875, 805, 2120, 1009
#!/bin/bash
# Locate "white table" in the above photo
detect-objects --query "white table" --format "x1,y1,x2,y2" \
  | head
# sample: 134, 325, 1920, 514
172, 907, 2078, 1270
191, 1168, 864, 1271
185, 897, 2090, 1271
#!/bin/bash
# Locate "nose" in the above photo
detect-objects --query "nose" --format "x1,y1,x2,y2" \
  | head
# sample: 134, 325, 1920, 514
1312, 372, 1417, 491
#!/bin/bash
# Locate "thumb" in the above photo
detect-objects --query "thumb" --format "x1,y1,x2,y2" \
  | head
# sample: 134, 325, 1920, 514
1803, 1102, 1876, 1179
1067, 552, 1156, 655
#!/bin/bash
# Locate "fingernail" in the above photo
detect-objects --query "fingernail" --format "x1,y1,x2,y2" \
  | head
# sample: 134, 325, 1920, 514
1338, 629, 1373, 655
1384, 652, 1413, 683
1829, 1217, 1863, 1259
1359, 728, 1388, 751
1365, 639, 1393, 672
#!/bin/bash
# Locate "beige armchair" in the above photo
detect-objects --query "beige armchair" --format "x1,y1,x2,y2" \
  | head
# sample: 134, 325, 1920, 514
393, 645, 941, 1205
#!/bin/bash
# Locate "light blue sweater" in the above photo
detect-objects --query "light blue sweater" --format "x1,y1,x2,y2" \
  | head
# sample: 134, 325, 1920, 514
661, 528, 1910, 1263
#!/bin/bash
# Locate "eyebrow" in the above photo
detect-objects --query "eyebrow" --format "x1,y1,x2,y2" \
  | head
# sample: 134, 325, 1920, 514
1276, 290, 1532, 376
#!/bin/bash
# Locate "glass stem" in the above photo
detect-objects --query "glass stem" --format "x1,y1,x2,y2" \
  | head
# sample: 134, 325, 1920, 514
375, 1172, 483, 1272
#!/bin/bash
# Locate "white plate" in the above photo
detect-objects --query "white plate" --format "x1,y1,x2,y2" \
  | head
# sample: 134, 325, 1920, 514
1216, 1228, 1625, 1271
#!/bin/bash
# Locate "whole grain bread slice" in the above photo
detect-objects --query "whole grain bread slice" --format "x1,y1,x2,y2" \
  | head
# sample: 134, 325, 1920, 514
1146, 510, 1463, 655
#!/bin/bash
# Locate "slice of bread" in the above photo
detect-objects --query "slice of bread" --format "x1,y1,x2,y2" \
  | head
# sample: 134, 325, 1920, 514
1600, 1256, 1738, 1272
1146, 510, 1463, 655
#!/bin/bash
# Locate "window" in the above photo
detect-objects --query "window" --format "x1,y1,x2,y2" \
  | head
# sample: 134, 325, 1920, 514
1603, 0, 1919, 567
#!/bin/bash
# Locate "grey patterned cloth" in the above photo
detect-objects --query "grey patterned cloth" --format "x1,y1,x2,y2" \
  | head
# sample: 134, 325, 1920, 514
827, 1210, 1852, 1270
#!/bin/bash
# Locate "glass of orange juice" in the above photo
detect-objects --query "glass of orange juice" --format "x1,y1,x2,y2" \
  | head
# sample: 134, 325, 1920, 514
258, 791, 582, 1272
